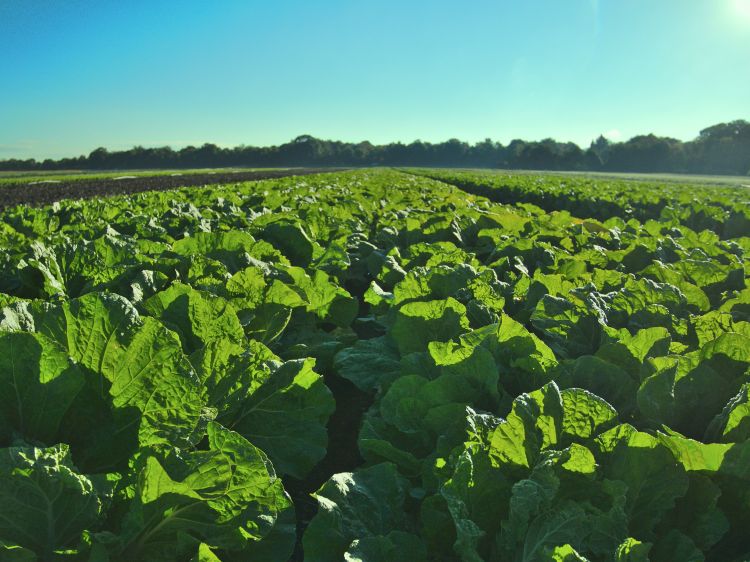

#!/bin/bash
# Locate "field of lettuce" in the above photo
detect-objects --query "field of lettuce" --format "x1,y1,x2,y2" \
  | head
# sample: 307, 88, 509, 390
1, 168, 750, 561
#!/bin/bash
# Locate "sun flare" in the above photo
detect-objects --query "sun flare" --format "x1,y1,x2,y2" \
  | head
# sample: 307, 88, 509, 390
732, 0, 750, 19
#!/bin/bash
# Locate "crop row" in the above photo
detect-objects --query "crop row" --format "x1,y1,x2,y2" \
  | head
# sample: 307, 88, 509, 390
0, 169, 749, 561
411, 168, 750, 239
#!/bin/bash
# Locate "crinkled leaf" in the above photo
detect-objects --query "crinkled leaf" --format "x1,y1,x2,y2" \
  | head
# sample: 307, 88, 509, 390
391, 297, 470, 355
117, 422, 291, 561
0, 444, 100, 559
143, 282, 244, 353
31, 293, 204, 471
303, 463, 411, 562
0, 331, 85, 443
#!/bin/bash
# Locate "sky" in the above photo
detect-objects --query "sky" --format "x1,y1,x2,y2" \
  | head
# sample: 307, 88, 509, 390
1, 0, 749, 159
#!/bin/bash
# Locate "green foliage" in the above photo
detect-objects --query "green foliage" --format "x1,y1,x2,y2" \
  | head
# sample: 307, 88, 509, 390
303, 463, 423, 562
0, 444, 100, 558
1, 168, 749, 561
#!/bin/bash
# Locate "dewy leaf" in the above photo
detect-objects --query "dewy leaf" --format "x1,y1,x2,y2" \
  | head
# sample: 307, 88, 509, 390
119, 422, 292, 561
391, 297, 469, 355
143, 282, 244, 353
0, 331, 85, 443
0, 443, 100, 559
32, 292, 204, 471
303, 463, 411, 562
192, 341, 334, 479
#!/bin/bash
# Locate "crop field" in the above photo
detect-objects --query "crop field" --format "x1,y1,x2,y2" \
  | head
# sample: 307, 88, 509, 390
0, 168, 284, 182
0, 168, 338, 211
1, 168, 750, 561
426, 169, 750, 189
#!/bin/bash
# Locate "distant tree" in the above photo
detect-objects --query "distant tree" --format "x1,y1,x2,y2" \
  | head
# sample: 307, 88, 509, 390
589, 135, 611, 165
691, 120, 750, 175
434, 139, 469, 167
471, 138, 502, 167
604, 134, 681, 173
88, 147, 110, 169
1, 119, 748, 175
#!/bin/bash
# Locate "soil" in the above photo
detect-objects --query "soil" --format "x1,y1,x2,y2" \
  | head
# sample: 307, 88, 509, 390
284, 375, 373, 561
0, 168, 344, 211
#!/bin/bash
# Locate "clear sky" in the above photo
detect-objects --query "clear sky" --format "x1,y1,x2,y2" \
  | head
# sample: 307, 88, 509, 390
1, 0, 749, 159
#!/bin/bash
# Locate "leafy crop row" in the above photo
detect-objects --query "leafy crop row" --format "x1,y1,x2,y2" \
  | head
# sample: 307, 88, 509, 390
1, 170, 749, 561
411, 168, 750, 239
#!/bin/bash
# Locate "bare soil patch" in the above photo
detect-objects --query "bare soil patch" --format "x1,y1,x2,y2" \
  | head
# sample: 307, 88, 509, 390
0, 168, 343, 211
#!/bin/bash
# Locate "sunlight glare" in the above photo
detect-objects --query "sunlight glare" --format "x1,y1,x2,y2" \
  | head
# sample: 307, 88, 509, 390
732, 0, 750, 20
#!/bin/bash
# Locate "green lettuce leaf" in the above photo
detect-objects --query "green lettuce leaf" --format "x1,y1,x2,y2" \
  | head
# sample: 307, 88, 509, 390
391, 298, 469, 355
303, 463, 412, 562
116, 422, 292, 561
143, 282, 244, 353
32, 292, 205, 471
0, 443, 100, 559
192, 340, 334, 479
0, 331, 85, 443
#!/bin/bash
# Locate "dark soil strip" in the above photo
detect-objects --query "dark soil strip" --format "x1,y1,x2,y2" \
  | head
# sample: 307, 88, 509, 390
284, 282, 378, 560
0, 168, 345, 211
284, 375, 373, 561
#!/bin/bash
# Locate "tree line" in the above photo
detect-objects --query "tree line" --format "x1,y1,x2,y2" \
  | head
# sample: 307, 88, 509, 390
2, 119, 748, 176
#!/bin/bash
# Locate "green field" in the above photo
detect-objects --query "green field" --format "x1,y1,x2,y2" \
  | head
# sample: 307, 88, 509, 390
1, 169, 750, 561
446, 168, 750, 187
0, 167, 289, 186
3, 166, 748, 188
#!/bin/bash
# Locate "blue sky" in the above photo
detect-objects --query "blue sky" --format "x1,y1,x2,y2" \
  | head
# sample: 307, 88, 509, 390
1, 0, 749, 159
